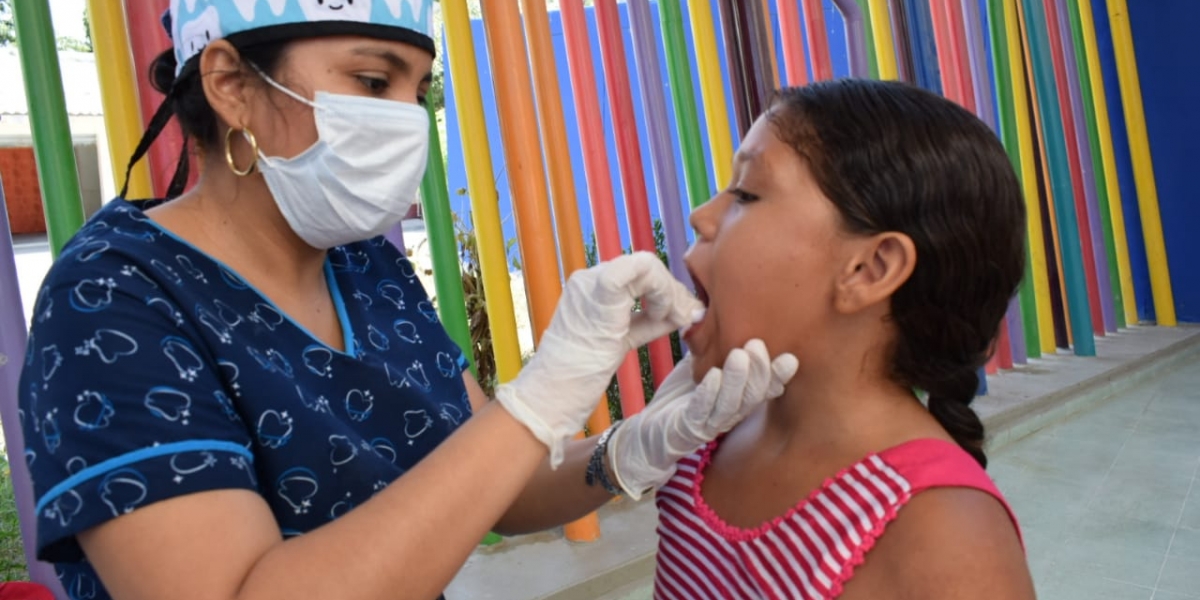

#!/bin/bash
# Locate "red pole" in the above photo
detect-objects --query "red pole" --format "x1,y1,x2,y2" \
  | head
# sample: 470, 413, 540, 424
801, 0, 834, 80
777, 0, 810, 86
560, 0, 649, 415
124, 0, 196, 198
593, 0, 676, 389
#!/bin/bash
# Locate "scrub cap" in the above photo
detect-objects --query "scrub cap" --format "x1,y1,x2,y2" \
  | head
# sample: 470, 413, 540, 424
167, 0, 436, 77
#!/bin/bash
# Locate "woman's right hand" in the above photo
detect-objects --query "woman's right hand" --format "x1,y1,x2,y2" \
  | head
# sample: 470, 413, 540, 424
495, 253, 702, 467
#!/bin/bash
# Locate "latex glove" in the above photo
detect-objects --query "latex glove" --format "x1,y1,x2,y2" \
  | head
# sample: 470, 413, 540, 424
608, 339, 799, 500
496, 253, 702, 467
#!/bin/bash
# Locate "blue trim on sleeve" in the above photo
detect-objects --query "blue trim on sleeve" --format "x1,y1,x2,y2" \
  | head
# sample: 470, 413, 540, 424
35, 440, 254, 514
325, 260, 357, 354
456, 353, 470, 370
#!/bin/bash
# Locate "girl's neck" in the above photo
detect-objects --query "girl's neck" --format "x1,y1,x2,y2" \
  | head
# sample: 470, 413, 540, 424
759, 360, 950, 461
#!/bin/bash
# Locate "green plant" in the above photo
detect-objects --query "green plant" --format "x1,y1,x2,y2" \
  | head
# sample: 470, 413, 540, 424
0, 455, 29, 581
453, 214, 501, 398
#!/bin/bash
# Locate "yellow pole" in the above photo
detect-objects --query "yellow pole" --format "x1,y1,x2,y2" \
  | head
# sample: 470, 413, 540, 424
867, 0, 900, 79
1105, 0, 1175, 326
687, 0, 735, 188
86, 0, 152, 199
1004, 0, 1056, 354
1078, 0, 1136, 326
441, 0, 525, 380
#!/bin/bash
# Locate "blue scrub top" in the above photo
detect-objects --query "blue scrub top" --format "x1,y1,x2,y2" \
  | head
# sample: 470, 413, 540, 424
19, 199, 472, 599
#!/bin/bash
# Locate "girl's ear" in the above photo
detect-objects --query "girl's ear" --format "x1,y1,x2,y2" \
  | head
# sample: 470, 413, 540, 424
834, 232, 916, 314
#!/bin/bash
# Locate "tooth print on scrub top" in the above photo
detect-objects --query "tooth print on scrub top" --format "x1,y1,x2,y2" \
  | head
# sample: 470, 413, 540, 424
19, 199, 471, 600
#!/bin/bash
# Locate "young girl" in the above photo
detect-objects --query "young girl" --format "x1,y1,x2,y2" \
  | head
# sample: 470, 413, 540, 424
650, 79, 1035, 599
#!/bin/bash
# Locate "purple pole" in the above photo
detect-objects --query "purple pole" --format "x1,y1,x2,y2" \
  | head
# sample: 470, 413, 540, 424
384, 222, 406, 255
831, 0, 871, 77
961, 0, 995, 134
1055, 0, 1115, 333
0, 178, 66, 595
628, 0, 692, 292
960, 0, 1027, 364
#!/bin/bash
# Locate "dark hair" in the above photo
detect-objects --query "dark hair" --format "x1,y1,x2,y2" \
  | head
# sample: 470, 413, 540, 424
149, 42, 292, 148
769, 79, 1026, 468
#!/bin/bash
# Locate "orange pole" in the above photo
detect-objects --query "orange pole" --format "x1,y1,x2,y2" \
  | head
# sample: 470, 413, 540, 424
478, 0, 563, 338
520, 0, 607, 543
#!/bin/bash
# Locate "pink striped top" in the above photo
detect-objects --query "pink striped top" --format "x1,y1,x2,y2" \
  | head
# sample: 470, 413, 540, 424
653, 438, 1020, 599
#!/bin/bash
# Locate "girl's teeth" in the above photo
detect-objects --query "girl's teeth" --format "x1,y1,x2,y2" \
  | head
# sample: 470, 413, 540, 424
691, 308, 707, 325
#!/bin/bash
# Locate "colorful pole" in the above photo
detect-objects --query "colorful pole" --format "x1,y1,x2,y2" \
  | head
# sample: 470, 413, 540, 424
802, 0, 836, 80
868, 0, 901, 79
629, 0, 693, 287
88, 0, 153, 199
1018, 0, 1095, 355
441, 0, 524, 382
1077, 0, 1138, 327
477, 0, 563, 341
742, 0, 778, 115
660, 0, 715, 207
1051, 0, 1113, 333
687, 0, 736, 188
929, 0, 969, 106
891, 0, 917, 82
1104, 0, 1176, 326
715, 0, 752, 135
832, 0, 872, 77
944, 0, 978, 112
858, 0, 881, 78
0, 180, 67, 598
125, 0, 192, 198
14, 0, 86, 256
560, 0, 649, 417
1041, 0, 1107, 335
418, 105, 472, 374
1062, 0, 1126, 329
908, 0, 945, 92
594, 0, 677, 388
777, 0, 811, 85
990, 0, 1052, 357
961, 0, 1025, 364
521, 0, 612, 542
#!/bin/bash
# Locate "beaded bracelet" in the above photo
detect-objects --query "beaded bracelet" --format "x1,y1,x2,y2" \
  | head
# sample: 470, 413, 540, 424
585, 421, 625, 496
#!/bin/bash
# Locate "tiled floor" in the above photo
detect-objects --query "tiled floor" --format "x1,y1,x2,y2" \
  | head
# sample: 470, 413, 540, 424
989, 364, 1200, 599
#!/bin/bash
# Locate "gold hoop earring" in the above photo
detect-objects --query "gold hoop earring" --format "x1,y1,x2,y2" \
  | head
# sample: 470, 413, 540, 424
225, 127, 258, 177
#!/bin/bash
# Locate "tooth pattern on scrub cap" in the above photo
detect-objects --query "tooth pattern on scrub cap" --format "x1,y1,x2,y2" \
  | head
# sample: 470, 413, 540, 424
168, 0, 436, 76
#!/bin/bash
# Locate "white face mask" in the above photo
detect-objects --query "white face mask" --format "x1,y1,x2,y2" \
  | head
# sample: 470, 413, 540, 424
253, 70, 430, 250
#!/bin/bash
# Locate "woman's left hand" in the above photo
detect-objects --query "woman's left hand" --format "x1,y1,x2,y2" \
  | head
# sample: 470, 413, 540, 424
608, 339, 798, 499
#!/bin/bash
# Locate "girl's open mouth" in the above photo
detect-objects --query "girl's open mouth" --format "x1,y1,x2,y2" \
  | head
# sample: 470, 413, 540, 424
684, 269, 709, 340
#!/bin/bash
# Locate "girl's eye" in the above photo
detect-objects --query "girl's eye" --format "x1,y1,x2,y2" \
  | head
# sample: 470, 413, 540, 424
356, 75, 389, 94
730, 188, 760, 203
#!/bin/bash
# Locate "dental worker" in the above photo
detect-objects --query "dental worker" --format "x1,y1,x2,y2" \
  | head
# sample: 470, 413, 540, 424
17, 2, 796, 599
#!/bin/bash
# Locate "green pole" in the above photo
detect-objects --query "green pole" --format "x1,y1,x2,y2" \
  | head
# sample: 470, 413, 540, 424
659, 0, 714, 207
419, 105, 475, 376
420, 106, 499, 547
14, 0, 86, 257
858, 0, 881, 78
987, 0, 1041, 357
1064, 0, 1124, 328
1020, 0, 1095, 356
